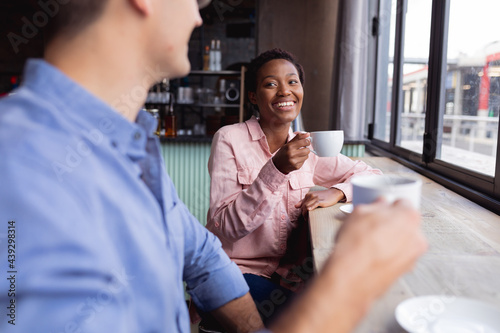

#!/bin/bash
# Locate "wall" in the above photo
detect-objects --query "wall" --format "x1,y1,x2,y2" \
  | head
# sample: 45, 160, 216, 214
189, 0, 257, 71
0, 2, 45, 94
257, 0, 340, 131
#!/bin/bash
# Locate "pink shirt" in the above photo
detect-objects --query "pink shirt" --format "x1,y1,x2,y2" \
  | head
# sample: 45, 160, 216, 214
207, 116, 382, 281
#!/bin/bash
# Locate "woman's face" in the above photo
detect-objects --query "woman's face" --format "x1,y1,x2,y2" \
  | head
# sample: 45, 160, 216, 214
249, 59, 304, 127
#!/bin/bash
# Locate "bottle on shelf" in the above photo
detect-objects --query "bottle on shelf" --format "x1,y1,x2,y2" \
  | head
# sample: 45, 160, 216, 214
215, 40, 222, 71
209, 40, 216, 71
218, 78, 226, 104
164, 93, 177, 138
203, 45, 210, 71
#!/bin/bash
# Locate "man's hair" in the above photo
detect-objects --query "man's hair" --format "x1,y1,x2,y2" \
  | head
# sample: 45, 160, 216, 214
245, 48, 305, 94
43, 0, 109, 42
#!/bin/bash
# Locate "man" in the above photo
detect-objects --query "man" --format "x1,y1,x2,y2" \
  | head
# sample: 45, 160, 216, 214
0, 1, 426, 332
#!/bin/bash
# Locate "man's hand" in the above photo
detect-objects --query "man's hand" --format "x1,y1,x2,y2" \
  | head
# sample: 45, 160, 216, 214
330, 199, 427, 301
269, 199, 427, 333
295, 188, 345, 215
272, 132, 311, 174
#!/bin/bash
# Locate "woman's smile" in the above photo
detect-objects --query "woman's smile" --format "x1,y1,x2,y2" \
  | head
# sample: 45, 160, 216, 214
273, 100, 297, 110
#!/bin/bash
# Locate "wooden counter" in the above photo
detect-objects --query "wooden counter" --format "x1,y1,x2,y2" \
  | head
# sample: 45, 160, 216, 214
308, 157, 500, 332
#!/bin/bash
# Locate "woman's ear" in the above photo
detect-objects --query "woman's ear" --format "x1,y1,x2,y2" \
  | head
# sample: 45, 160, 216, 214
248, 91, 257, 105
129, 0, 153, 16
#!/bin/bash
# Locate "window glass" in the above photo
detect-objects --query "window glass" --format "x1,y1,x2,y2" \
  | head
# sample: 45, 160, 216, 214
373, 0, 398, 142
397, 0, 432, 153
438, 0, 500, 176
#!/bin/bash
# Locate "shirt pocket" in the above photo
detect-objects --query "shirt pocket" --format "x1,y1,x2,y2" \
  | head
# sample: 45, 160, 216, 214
289, 171, 316, 197
288, 172, 316, 223
237, 168, 260, 190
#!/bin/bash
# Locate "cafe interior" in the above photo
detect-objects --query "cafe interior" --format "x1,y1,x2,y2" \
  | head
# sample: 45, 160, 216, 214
2, 0, 500, 332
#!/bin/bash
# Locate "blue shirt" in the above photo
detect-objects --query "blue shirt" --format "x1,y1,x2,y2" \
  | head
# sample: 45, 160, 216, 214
0, 59, 249, 332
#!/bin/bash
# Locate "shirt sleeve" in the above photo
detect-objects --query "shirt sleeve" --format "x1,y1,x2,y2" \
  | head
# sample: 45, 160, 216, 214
313, 154, 383, 202
206, 130, 289, 242
179, 191, 250, 312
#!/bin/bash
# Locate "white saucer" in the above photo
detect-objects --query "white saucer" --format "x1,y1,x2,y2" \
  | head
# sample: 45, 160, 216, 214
339, 204, 353, 214
395, 295, 500, 333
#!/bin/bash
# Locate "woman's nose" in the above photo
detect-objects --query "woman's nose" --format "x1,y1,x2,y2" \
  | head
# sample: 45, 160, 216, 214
277, 86, 291, 96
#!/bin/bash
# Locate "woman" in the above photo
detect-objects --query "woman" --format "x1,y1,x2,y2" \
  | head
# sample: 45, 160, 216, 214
206, 48, 382, 323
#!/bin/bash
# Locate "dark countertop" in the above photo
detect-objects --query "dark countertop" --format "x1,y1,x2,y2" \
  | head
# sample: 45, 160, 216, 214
160, 135, 213, 143
159, 136, 367, 145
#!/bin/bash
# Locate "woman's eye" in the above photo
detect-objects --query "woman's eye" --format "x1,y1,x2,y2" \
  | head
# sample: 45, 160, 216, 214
289, 79, 299, 84
264, 82, 277, 87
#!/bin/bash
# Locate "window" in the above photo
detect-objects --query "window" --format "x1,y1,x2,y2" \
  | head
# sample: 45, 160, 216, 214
370, 0, 500, 211
438, 0, 500, 176
398, 0, 432, 154
373, 0, 398, 143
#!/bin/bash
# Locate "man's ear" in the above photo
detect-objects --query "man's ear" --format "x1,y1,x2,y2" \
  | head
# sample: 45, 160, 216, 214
248, 91, 257, 105
129, 0, 153, 15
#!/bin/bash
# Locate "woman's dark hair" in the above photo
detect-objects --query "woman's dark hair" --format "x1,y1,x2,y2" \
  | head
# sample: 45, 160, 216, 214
245, 48, 305, 94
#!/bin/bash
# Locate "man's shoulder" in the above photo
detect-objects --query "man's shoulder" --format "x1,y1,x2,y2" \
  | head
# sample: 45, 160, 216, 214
0, 87, 73, 137
0, 89, 90, 179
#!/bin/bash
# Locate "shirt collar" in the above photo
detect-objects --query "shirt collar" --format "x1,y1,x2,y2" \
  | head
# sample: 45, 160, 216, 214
245, 115, 296, 142
23, 59, 155, 160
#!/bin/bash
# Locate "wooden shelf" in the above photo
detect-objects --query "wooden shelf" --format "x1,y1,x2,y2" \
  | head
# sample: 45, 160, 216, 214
188, 70, 240, 76
177, 102, 239, 108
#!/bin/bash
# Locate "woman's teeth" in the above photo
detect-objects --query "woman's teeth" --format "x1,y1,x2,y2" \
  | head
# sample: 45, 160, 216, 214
277, 101, 294, 107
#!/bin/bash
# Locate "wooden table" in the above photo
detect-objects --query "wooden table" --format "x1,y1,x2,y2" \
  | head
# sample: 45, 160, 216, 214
308, 157, 500, 332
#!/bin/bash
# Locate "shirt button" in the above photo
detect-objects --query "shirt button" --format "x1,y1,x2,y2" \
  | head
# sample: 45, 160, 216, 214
281, 214, 286, 220
214, 222, 220, 228
280, 244, 286, 250
134, 131, 142, 140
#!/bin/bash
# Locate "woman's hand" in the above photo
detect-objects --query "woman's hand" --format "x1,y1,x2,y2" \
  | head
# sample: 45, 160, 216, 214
295, 188, 346, 216
272, 132, 311, 174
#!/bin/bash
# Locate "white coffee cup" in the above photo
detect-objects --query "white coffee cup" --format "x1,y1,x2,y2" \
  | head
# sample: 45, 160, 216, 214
351, 174, 422, 209
309, 130, 344, 157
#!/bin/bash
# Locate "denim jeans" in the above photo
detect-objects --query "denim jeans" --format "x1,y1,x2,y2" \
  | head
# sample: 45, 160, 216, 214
243, 273, 295, 326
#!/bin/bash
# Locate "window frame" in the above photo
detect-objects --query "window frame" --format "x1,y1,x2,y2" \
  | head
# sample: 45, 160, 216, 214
368, 0, 500, 213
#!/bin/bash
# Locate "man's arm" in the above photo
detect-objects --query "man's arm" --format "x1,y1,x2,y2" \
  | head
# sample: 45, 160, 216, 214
182, 214, 264, 332
170, 168, 263, 332
269, 199, 428, 333
209, 292, 264, 333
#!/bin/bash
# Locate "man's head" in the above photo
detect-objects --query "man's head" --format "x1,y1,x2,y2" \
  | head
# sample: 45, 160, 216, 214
44, 0, 203, 80
44, 0, 109, 43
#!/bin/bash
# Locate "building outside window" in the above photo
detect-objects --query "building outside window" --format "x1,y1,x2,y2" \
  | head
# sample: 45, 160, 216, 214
369, 0, 500, 211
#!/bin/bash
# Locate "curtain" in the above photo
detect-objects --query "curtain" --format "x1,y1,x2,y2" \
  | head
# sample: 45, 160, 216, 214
331, 0, 370, 141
